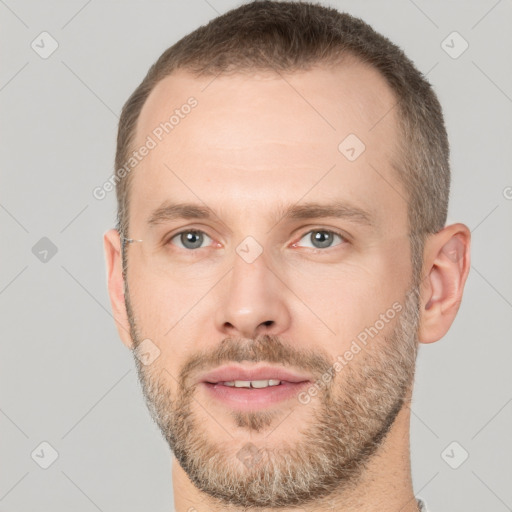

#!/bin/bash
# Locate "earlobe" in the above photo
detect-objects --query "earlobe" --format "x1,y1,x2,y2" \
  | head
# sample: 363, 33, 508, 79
103, 228, 134, 350
418, 224, 471, 344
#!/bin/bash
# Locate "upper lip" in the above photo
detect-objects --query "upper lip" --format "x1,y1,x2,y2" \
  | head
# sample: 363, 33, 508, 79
199, 365, 313, 384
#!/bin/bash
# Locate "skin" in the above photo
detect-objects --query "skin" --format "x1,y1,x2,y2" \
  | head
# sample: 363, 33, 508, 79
104, 62, 471, 511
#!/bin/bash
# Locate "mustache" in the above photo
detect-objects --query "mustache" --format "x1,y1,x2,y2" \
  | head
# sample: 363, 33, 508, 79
178, 334, 332, 388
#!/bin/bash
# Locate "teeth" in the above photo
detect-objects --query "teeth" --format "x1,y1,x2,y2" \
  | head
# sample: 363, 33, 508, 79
222, 379, 282, 388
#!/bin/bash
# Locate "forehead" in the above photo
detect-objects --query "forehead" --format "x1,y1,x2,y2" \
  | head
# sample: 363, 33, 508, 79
129, 62, 405, 232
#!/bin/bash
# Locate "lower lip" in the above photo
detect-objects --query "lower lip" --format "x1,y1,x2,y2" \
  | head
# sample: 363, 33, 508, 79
201, 381, 311, 411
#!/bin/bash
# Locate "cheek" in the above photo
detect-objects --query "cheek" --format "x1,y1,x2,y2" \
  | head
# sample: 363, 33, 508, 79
129, 261, 208, 307
285, 254, 405, 348
127, 268, 215, 352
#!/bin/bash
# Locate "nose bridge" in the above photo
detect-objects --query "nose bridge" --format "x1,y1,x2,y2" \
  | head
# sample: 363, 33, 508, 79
214, 239, 291, 338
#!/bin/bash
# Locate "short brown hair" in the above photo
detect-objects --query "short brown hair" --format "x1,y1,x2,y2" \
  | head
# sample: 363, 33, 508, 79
115, 0, 450, 278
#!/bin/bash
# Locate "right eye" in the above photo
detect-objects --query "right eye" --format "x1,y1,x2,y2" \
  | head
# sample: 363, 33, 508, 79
168, 230, 214, 250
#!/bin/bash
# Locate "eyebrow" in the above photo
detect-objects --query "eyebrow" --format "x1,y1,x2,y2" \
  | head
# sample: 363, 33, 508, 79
146, 200, 374, 228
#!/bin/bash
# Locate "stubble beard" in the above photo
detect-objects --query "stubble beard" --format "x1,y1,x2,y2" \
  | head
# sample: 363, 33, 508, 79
124, 279, 420, 509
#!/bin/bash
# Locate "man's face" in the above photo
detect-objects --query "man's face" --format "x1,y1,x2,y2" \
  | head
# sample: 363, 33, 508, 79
122, 63, 420, 507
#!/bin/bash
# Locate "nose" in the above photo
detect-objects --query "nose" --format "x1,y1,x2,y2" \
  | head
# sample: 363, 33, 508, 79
214, 246, 291, 339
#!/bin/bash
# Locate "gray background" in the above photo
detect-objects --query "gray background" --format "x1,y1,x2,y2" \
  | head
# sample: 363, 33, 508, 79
1, 0, 511, 510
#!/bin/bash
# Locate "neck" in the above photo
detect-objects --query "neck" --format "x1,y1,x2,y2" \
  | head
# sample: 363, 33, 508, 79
172, 400, 418, 512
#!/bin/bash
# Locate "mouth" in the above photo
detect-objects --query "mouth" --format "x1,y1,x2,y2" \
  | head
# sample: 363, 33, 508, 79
206, 379, 287, 388
198, 365, 312, 411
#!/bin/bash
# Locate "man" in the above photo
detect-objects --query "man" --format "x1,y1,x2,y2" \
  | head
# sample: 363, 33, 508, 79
103, 1, 470, 511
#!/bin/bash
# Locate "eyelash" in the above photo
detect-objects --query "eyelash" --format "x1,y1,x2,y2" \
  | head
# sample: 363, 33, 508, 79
165, 228, 349, 251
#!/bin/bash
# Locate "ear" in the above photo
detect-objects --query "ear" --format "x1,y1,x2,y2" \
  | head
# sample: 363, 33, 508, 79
103, 228, 134, 350
418, 223, 471, 344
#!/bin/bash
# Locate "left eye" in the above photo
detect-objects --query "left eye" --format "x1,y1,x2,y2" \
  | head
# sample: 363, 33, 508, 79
169, 230, 213, 250
295, 229, 345, 249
